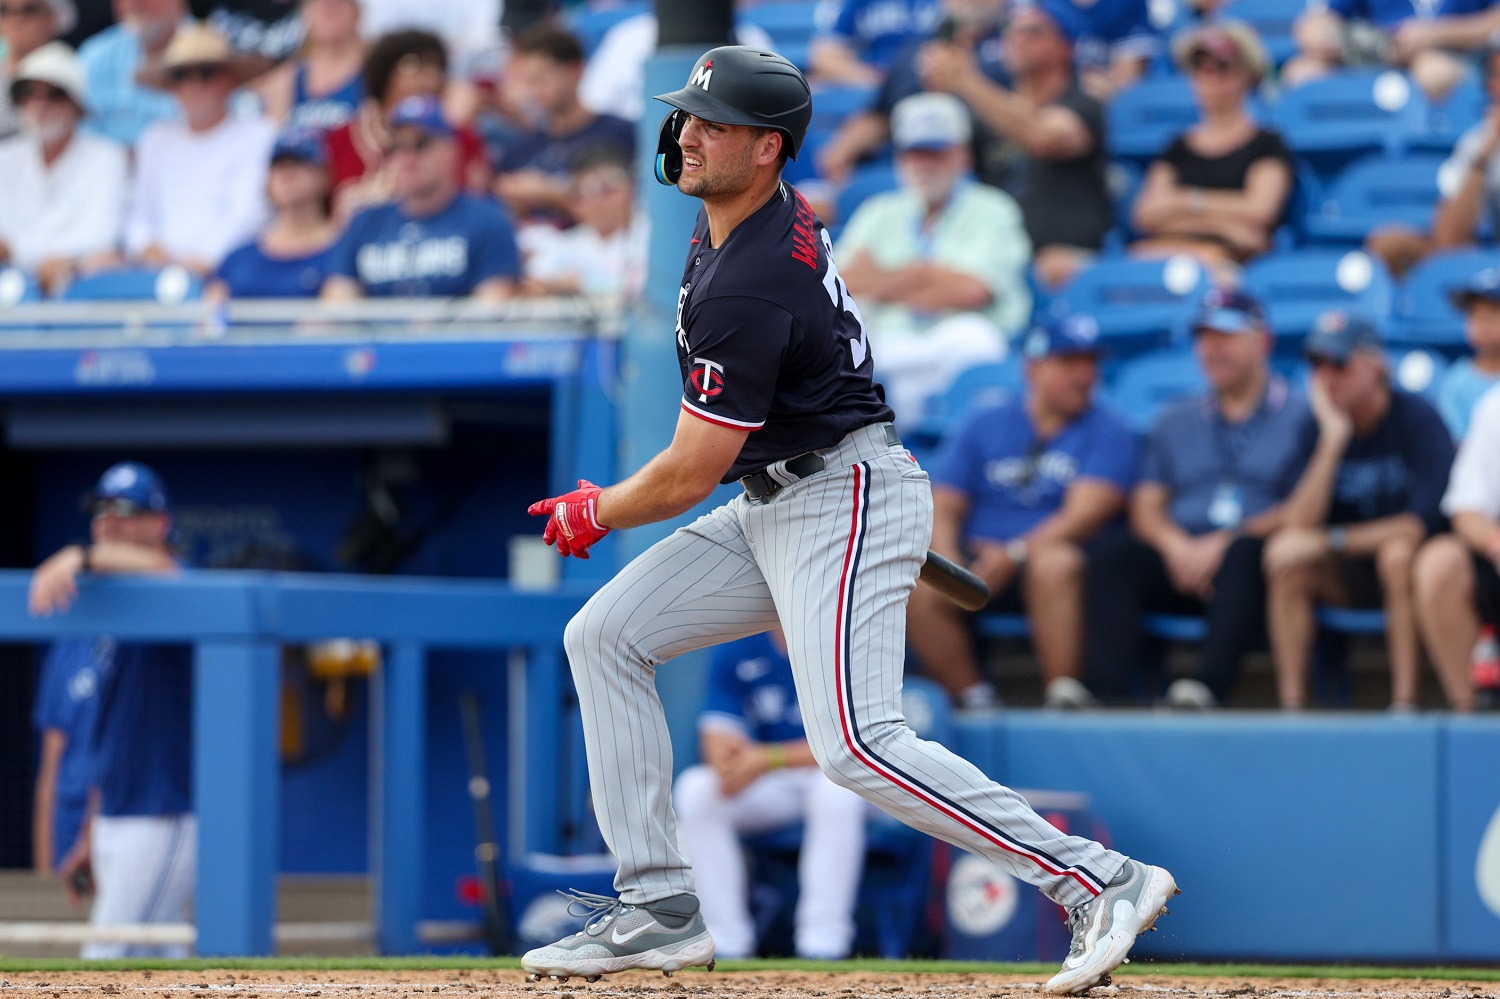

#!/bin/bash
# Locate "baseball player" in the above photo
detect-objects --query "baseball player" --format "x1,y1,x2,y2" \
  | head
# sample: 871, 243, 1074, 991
523, 47, 1176, 994
30, 462, 195, 959
673, 629, 867, 960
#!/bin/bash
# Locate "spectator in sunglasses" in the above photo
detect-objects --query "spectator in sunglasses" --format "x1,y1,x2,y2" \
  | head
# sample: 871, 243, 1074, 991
0, 0, 75, 138
1264, 312, 1454, 711
124, 22, 273, 275
0, 41, 127, 293
321, 95, 518, 301
1130, 21, 1291, 278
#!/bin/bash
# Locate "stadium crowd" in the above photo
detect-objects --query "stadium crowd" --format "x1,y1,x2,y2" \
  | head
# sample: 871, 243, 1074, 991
4, 0, 1500, 715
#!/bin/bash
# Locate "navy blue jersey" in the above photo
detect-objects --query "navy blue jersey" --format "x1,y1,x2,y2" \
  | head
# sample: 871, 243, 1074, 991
675, 181, 895, 482
90, 640, 194, 817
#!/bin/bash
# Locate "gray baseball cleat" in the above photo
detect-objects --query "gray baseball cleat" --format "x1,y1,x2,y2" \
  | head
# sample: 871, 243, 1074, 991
521, 890, 716, 982
1042, 859, 1179, 995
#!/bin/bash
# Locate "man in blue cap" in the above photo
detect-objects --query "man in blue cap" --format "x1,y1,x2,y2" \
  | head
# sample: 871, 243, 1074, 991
909, 312, 1135, 709
1265, 311, 1455, 711
29, 461, 194, 957
322, 94, 520, 301
1435, 266, 1500, 439
1083, 287, 1316, 709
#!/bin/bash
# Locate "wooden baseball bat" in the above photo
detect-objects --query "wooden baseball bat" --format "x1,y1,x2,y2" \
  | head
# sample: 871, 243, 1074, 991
919, 549, 990, 612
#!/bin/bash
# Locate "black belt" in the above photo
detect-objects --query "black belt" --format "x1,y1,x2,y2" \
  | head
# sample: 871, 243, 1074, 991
739, 424, 901, 501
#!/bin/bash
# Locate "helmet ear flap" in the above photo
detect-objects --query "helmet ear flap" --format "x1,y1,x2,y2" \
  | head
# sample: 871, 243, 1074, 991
654, 109, 684, 186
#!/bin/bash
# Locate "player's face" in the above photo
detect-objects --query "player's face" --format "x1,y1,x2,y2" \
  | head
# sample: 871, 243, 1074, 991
1313, 351, 1383, 411
1467, 299, 1500, 355
1030, 353, 1097, 419
91, 509, 170, 549
1187, 48, 1250, 111
675, 115, 770, 200
1193, 327, 1268, 394
301, 0, 358, 46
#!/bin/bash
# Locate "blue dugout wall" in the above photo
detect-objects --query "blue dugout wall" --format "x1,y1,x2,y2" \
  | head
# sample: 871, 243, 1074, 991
957, 713, 1500, 962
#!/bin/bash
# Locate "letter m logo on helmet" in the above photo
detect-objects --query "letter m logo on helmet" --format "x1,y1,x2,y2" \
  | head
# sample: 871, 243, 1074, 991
690, 59, 713, 91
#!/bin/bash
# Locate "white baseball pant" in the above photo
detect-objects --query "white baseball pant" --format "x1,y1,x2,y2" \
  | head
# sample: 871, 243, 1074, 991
673, 764, 866, 959
565, 422, 1125, 912
84, 814, 196, 959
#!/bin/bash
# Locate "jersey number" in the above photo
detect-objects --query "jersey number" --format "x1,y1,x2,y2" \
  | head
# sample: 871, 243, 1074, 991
819, 230, 869, 368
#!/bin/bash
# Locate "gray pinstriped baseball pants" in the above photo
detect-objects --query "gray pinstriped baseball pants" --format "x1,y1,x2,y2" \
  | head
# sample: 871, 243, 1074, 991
563, 423, 1127, 911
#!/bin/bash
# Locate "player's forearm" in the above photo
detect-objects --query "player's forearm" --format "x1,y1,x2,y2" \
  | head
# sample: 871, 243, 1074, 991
769, 739, 817, 768
898, 266, 992, 312
1434, 178, 1486, 248
597, 454, 723, 529
1418, 8, 1500, 50
85, 541, 178, 575
1027, 492, 1124, 546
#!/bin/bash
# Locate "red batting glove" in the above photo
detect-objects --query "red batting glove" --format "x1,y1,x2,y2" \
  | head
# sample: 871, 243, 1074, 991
527, 479, 609, 559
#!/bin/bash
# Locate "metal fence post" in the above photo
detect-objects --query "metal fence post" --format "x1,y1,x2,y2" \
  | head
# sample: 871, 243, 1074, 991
373, 640, 426, 953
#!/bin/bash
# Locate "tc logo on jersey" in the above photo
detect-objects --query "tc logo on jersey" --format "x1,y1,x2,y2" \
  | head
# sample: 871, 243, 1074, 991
690, 59, 713, 91
690, 357, 724, 402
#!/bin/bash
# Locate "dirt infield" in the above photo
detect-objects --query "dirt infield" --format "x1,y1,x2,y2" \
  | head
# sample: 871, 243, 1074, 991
2, 969, 1497, 998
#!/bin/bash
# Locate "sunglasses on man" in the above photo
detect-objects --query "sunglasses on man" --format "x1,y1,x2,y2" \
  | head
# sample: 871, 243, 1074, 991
168, 65, 224, 85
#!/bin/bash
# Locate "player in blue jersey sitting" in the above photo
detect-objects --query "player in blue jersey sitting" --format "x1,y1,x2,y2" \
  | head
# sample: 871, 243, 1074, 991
673, 630, 867, 960
321, 94, 520, 301
30, 462, 194, 958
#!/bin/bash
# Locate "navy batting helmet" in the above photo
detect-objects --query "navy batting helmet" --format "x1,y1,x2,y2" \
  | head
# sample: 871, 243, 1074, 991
652, 45, 812, 186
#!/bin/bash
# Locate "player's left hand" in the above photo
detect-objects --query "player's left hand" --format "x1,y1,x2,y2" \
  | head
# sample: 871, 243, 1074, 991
528, 480, 610, 559
28, 545, 85, 617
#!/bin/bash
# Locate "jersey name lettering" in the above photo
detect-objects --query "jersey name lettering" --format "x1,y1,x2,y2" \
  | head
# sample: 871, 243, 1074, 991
356, 236, 469, 285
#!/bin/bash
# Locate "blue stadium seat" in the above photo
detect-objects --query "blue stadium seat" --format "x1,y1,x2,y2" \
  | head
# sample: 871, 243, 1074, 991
1389, 347, 1449, 402
60, 266, 203, 303
1103, 345, 1206, 433
1301, 153, 1444, 246
835, 161, 899, 226
1390, 248, 1497, 349
0, 266, 41, 305
565, 0, 649, 56
1222, 0, 1303, 65
1407, 76, 1487, 154
908, 356, 1026, 448
811, 83, 876, 129
1050, 255, 1209, 353
1105, 159, 1144, 247
1241, 249, 1395, 352
739, 2, 822, 49
1273, 71, 1421, 175
1106, 76, 1200, 162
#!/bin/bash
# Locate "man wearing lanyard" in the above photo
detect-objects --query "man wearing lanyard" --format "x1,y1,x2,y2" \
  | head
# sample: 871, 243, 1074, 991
1080, 288, 1317, 708
836, 91, 1032, 429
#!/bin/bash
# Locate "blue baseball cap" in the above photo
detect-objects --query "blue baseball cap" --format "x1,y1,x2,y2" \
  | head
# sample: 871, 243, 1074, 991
270, 126, 327, 166
1304, 310, 1383, 363
1191, 286, 1266, 335
1449, 266, 1500, 310
82, 461, 169, 515
1022, 313, 1104, 360
387, 95, 454, 138
1011, 0, 1088, 45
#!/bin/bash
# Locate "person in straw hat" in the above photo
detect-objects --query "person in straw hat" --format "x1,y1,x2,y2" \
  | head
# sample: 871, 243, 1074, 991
124, 21, 274, 275
0, 40, 127, 293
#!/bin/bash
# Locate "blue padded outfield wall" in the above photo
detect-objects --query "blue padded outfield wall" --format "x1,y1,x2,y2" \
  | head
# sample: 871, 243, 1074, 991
956, 714, 1500, 962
